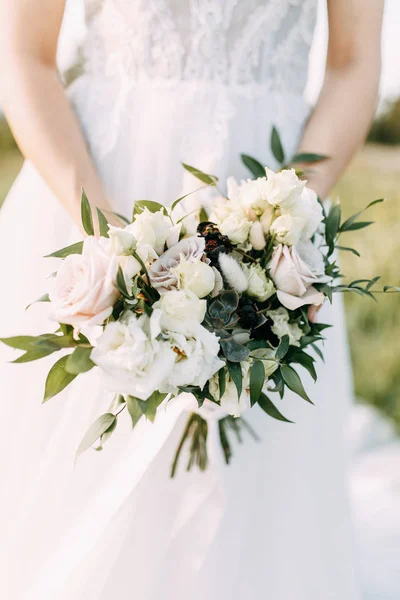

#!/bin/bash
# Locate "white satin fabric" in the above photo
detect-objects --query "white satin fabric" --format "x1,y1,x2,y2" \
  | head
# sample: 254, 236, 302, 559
0, 0, 381, 598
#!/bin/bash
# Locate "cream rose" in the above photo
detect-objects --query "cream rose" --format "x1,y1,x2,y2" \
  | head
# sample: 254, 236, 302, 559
50, 237, 119, 329
153, 290, 206, 334
209, 198, 251, 244
129, 208, 172, 255
268, 243, 325, 310
270, 213, 306, 246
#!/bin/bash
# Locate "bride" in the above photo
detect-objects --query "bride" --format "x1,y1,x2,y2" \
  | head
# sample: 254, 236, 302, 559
0, 1, 385, 599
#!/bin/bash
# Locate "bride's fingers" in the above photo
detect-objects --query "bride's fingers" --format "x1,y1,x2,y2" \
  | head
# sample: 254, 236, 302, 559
307, 304, 321, 323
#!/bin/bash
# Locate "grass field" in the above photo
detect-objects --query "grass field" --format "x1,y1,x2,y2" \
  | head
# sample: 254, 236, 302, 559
0, 141, 399, 427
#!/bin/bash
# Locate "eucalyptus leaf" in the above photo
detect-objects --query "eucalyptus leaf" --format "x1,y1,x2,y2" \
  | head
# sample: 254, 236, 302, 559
81, 189, 94, 236
290, 152, 329, 164
12, 348, 58, 363
100, 418, 118, 447
335, 245, 361, 257
325, 203, 341, 255
289, 352, 317, 382
258, 392, 293, 423
340, 221, 374, 232
43, 355, 77, 403
140, 391, 167, 423
250, 360, 265, 406
76, 413, 116, 458
26, 293, 50, 310
171, 185, 211, 213
280, 364, 312, 404
339, 198, 384, 233
270, 126, 285, 164
218, 367, 226, 399
116, 266, 129, 297
45, 241, 83, 259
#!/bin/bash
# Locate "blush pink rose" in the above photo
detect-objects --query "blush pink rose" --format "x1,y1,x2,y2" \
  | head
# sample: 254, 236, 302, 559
50, 237, 119, 329
268, 244, 325, 310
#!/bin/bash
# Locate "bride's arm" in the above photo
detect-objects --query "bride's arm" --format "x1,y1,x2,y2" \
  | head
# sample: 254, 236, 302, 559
296, 0, 384, 198
0, 0, 114, 226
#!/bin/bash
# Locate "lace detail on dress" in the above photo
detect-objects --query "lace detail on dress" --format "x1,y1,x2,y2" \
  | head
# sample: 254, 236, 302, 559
81, 0, 317, 92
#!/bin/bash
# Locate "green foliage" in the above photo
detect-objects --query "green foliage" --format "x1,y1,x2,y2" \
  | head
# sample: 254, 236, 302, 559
43, 355, 77, 403
45, 241, 83, 259
76, 413, 117, 458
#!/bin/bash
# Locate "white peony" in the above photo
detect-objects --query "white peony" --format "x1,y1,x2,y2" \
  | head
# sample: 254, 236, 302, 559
264, 167, 305, 209
152, 290, 206, 334
289, 186, 324, 239
268, 244, 326, 311
161, 325, 224, 392
270, 213, 306, 246
243, 263, 275, 302
90, 312, 176, 400
267, 307, 303, 347
50, 237, 119, 329
130, 208, 172, 255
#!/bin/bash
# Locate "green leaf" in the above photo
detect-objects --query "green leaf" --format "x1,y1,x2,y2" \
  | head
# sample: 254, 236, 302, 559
116, 265, 129, 297
0, 335, 39, 351
342, 221, 374, 232
339, 198, 384, 233
250, 360, 265, 406
335, 245, 360, 257
325, 203, 341, 254
65, 346, 95, 375
81, 189, 94, 236
199, 207, 208, 223
311, 342, 324, 362
275, 334, 290, 361
171, 185, 211, 213
290, 152, 329, 164
45, 241, 83, 259
227, 361, 242, 400
280, 364, 312, 404
218, 367, 226, 399
220, 339, 250, 362
289, 352, 317, 382
43, 355, 77, 403
126, 396, 144, 429
241, 154, 266, 178
181, 163, 218, 185
96, 208, 109, 238
76, 413, 116, 458
26, 293, 50, 310
12, 348, 58, 363
258, 392, 293, 423
133, 200, 168, 217
138, 391, 167, 423
270, 126, 285, 164
100, 418, 118, 447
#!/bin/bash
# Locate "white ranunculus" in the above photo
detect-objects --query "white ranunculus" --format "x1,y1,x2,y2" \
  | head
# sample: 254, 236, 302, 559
243, 263, 275, 302
290, 186, 324, 239
270, 213, 306, 246
50, 237, 119, 329
130, 208, 172, 255
264, 167, 305, 209
153, 290, 206, 334
267, 307, 303, 347
209, 199, 251, 244
268, 244, 326, 310
162, 325, 224, 392
149, 236, 206, 293
91, 313, 176, 400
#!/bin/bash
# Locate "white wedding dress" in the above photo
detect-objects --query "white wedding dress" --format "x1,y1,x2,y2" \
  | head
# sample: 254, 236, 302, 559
0, 1, 366, 598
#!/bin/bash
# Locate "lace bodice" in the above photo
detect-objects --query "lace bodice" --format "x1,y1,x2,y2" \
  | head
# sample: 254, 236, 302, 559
81, 0, 318, 94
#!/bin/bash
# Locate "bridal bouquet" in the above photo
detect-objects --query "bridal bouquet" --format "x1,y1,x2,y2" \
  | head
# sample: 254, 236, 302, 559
2, 129, 397, 475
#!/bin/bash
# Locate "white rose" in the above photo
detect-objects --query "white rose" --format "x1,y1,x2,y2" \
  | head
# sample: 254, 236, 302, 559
268, 244, 325, 310
130, 208, 172, 255
108, 224, 136, 255
238, 178, 271, 215
267, 307, 303, 347
270, 213, 306, 246
243, 263, 275, 302
153, 290, 206, 334
289, 186, 324, 239
264, 167, 305, 209
91, 313, 176, 400
209, 199, 251, 244
50, 237, 119, 329
171, 256, 215, 298
161, 325, 224, 392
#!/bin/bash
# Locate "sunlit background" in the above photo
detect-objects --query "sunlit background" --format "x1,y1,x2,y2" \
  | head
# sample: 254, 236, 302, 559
0, 0, 400, 428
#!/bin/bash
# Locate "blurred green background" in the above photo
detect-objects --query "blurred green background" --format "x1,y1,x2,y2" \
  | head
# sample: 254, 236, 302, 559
0, 101, 399, 427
